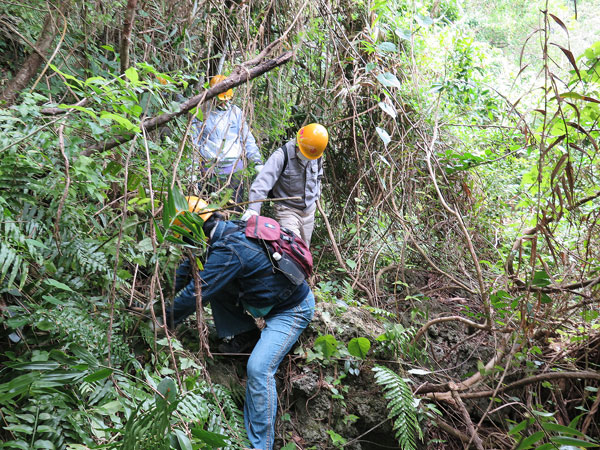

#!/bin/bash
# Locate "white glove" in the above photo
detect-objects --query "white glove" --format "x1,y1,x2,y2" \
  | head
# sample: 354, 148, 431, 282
240, 209, 258, 221
255, 164, 264, 173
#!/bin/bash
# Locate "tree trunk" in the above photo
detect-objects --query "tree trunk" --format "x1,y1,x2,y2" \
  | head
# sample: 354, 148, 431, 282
0, 4, 61, 106
119, 0, 138, 74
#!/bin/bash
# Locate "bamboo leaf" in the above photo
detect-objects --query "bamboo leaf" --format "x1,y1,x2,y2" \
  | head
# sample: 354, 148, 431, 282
84, 368, 114, 383
515, 431, 544, 449
550, 44, 581, 80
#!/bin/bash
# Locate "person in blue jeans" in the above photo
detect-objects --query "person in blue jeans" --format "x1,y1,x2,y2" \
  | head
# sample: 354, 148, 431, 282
164, 211, 314, 450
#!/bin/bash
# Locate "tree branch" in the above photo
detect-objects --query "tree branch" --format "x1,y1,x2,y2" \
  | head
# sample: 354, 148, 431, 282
0, 2, 65, 105
83, 50, 293, 156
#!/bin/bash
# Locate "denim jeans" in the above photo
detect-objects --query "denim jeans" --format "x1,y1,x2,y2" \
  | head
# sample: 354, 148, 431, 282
244, 291, 314, 450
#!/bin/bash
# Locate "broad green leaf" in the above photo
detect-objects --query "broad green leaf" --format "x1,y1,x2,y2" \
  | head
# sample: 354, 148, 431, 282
172, 429, 193, 450
191, 427, 229, 446
8, 361, 60, 370
49, 64, 82, 85
515, 431, 544, 449
35, 319, 55, 331
154, 218, 165, 244
83, 368, 113, 383
136, 237, 154, 253
531, 271, 551, 287
509, 418, 533, 435
166, 185, 190, 228
395, 28, 411, 40
376, 72, 401, 89
378, 101, 397, 118
99, 112, 140, 132
415, 14, 433, 27
348, 337, 371, 359
58, 104, 97, 119
541, 421, 584, 436
156, 377, 177, 404
44, 279, 74, 292
377, 42, 397, 53
550, 436, 598, 447
124, 67, 139, 84
1, 440, 30, 449
313, 335, 339, 359
96, 400, 123, 415
4, 424, 34, 434
33, 440, 55, 449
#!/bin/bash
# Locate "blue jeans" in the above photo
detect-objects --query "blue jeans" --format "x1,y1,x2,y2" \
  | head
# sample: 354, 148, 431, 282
244, 291, 314, 450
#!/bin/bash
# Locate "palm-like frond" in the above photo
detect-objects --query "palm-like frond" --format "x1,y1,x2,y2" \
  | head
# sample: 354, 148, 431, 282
373, 365, 422, 450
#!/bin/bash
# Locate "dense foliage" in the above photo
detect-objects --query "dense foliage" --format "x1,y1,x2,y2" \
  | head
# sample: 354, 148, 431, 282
1, 0, 599, 448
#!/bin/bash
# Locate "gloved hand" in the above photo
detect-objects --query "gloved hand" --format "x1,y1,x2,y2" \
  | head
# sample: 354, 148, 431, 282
240, 209, 258, 221
254, 164, 264, 173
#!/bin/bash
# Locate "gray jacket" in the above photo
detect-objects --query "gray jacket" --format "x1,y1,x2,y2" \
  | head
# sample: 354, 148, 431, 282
190, 104, 262, 175
248, 139, 323, 213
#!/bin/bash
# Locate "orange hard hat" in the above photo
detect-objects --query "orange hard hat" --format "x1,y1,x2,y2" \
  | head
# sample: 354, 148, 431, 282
297, 123, 328, 160
210, 75, 233, 101
173, 196, 213, 227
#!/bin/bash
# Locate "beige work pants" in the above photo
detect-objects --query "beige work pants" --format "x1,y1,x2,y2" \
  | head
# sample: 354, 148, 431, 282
273, 203, 317, 247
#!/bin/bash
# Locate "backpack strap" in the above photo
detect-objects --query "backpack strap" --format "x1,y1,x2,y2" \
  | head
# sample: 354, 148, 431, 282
267, 145, 288, 199
280, 144, 289, 175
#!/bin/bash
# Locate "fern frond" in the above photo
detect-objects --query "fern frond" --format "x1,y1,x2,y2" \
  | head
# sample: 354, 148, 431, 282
373, 365, 422, 450
179, 383, 247, 449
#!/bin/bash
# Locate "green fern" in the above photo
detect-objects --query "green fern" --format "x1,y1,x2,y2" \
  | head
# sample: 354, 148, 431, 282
373, 365, 422, 450
0, 199, 45, 289
178, 382, 248, 449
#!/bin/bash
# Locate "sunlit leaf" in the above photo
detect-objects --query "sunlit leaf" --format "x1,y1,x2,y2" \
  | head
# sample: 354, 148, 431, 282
376, 72, 401, 89
376, 127, 391, 147
378, 101, 397, 118
348, 337, 371, 359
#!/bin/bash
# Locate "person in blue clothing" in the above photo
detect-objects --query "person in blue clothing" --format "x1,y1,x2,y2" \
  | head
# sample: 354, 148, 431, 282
190, 75, 263, 209
164, 207, 314, 450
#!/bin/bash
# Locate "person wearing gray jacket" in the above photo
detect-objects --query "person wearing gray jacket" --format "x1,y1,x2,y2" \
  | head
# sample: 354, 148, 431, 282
190, 75, 263, 210
243, 123, 328, 246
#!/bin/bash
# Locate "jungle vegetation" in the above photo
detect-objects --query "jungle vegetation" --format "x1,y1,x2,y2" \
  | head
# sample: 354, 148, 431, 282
1, 0, 600, 448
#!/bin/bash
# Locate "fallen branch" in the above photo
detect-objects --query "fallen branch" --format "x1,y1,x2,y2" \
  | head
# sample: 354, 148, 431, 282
83, 49, 293, 156
416, 344, 509, 401
450, 383, 485, 450
459, 370, 600, 399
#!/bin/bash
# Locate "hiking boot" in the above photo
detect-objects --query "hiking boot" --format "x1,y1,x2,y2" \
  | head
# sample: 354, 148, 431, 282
217, 328, 261, 354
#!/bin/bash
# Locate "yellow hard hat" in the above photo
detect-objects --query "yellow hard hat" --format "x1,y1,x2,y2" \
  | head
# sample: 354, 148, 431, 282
297, 123, 328, 160
173, 196, 213, 226
210, 75, 233, 101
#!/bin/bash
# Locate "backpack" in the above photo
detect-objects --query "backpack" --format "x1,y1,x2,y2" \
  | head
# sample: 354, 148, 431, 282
244, 215, 313, 285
